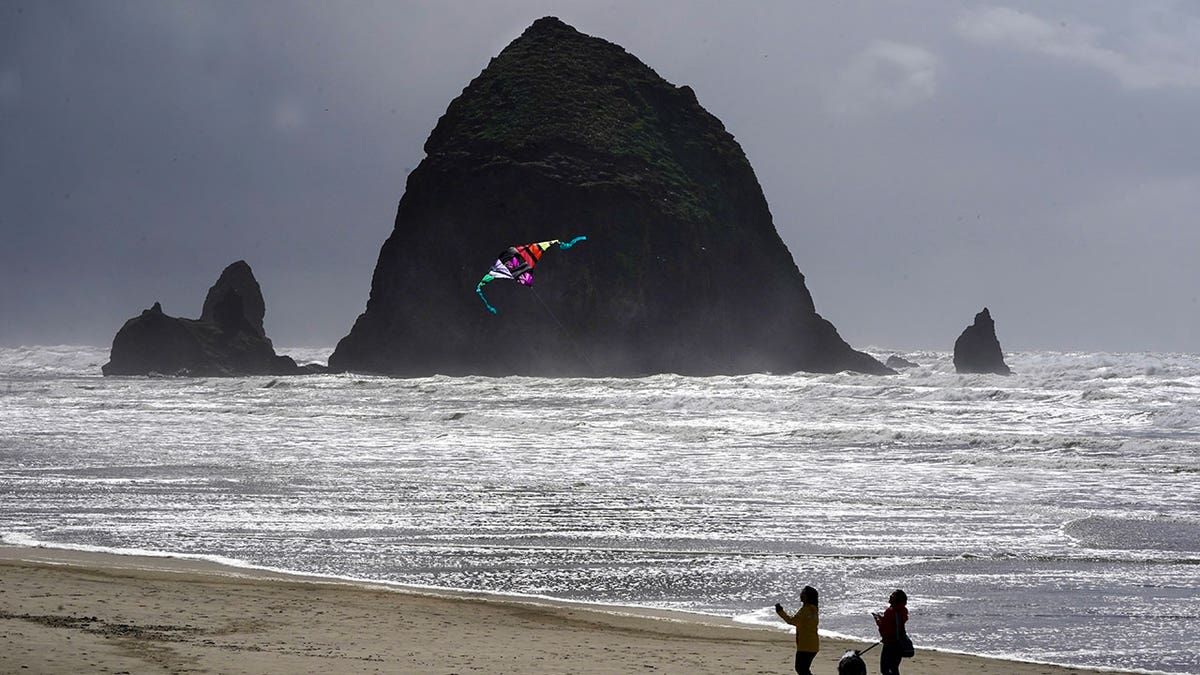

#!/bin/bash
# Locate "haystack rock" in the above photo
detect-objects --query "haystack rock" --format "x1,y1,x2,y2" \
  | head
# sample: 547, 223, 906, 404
102, 261, 322, 377
330, 17, 889, 377
953, 307, 1011, 375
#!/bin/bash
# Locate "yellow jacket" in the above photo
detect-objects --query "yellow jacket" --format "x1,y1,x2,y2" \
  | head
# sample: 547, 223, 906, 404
776, 604, 819, 652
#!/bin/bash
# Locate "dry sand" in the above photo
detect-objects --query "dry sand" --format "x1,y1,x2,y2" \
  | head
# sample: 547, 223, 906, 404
0, 545, 1134, 674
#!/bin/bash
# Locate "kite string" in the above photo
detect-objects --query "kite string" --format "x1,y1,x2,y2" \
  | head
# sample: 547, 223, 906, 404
530, 286, 596, 375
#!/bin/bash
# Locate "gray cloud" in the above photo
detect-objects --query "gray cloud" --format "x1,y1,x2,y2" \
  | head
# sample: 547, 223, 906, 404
2, 1, 1198, 354
828, 41, 941, 117
0, 67, 19, 105
958, 4, 1200, 90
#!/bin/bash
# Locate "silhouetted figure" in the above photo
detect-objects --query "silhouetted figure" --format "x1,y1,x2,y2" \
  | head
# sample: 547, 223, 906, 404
872, 589, 910, 675
776, 585, 820, 675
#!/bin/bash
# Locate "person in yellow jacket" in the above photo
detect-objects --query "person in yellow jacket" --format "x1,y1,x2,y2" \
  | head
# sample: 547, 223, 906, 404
775, 585, 819, 675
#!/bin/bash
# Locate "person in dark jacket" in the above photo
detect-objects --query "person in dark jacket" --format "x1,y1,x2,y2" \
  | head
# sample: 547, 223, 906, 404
775, 585, 819, 675
872, 589, 909, 675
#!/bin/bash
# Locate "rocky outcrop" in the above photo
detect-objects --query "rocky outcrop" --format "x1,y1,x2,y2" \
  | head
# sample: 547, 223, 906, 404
102, 261, 323, 377
330, 17, 889, 377
953, 308, 1011, 375
886, 355, 919, 369
200, 260, 266, 338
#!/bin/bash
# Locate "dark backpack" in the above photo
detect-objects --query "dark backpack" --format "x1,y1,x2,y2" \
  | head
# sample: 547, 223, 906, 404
897, 613, 915, 658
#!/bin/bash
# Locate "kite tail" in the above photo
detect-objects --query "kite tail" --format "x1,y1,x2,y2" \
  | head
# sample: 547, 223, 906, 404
476, 284, 498, 314
557, 235, 587, 250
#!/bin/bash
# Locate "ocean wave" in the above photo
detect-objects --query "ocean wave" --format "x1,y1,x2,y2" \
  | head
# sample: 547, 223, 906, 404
4, 347, 1200, 673
1063, 516, 1200, 554
0, 345, 109, 377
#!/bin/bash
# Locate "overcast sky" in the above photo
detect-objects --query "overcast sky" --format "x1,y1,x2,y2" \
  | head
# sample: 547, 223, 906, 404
3, 1, 1198, 353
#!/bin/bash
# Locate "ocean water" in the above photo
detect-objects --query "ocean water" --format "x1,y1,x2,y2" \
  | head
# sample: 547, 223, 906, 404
1, 345, 1197, 673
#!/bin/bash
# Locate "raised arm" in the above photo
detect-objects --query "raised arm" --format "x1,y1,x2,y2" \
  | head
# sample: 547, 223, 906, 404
775, 603, 797, 625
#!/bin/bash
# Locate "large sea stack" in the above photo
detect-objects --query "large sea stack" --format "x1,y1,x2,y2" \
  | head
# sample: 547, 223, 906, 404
102, 261, 319, 377
953, 307, 1012, 375
330, 17, 888, 376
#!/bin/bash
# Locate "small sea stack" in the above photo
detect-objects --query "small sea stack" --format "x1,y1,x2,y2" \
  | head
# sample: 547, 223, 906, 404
953, 307, 1011, 375
102, 261, 323, 377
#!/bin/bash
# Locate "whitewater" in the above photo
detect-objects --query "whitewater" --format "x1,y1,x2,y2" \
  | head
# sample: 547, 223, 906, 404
1, 345, 1197, 673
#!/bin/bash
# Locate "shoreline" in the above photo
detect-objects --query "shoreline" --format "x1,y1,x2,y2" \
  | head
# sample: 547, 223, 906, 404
0, 544, 1146, 674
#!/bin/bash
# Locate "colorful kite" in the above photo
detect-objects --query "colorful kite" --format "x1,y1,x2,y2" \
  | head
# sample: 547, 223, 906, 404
475, 236, 587, 314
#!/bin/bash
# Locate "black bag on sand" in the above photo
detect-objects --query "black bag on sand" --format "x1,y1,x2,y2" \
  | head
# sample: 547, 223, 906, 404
837, 649, 868, 675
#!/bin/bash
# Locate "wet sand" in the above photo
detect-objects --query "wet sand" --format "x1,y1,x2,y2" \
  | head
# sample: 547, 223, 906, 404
0, 545, 1135, 674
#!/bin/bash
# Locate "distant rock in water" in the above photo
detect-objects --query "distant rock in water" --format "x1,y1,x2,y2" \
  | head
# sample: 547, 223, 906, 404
200, 260, 267, 339
102, 261, 325, 377
330, 17, 889, 377
886, 355, 919, 369
953, 308, 1011, 375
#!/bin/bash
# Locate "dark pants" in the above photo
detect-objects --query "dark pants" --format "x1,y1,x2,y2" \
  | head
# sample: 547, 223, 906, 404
880, 644, 902, 675
794, 651, 816, 675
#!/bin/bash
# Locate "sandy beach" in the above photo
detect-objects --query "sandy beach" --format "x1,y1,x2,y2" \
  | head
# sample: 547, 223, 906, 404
0, 545, 1140, 674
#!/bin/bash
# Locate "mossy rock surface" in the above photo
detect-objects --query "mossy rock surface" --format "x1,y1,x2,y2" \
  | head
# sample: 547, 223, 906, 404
332, 17, 887, 376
